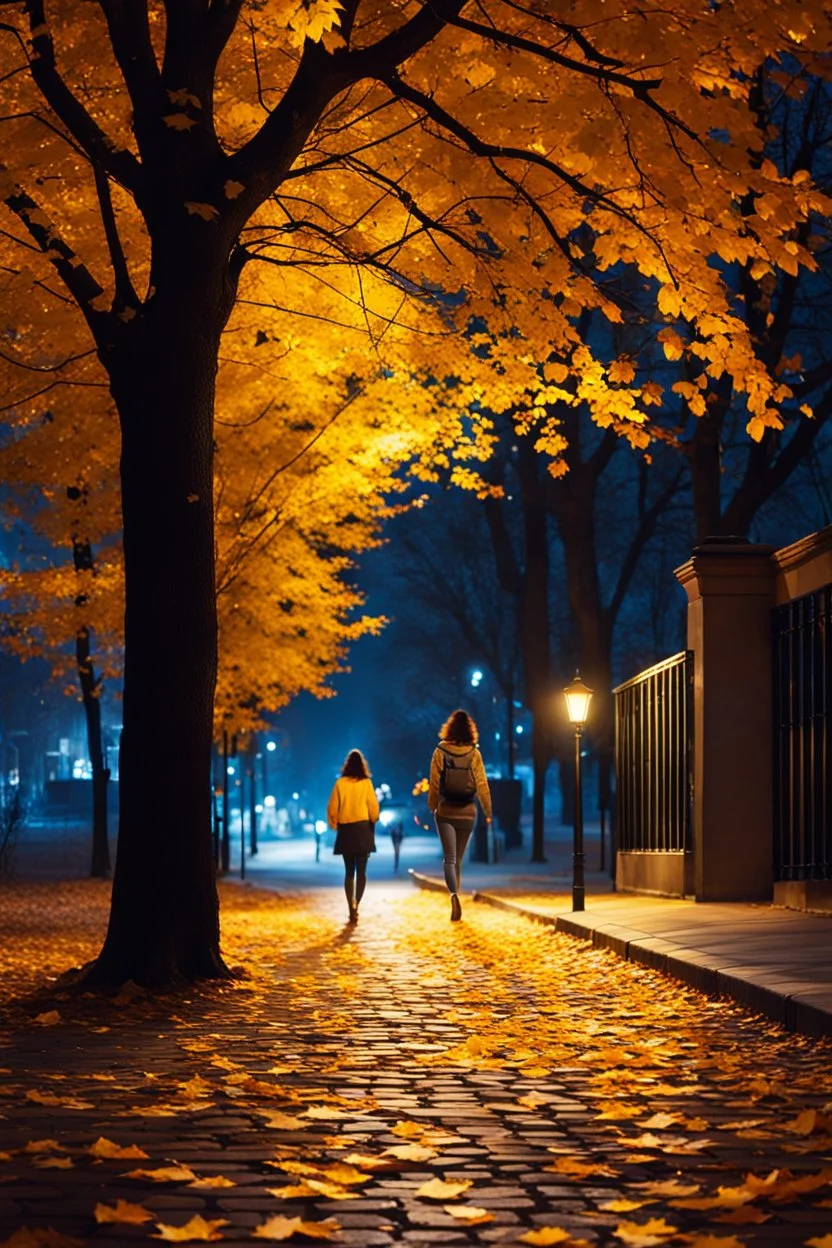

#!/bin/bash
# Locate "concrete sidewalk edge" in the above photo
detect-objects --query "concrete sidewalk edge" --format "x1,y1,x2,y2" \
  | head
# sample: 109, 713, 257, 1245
407, 870, 832, 1041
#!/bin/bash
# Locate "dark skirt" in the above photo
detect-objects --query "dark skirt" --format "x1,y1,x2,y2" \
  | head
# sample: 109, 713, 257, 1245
333, 820, 376, 856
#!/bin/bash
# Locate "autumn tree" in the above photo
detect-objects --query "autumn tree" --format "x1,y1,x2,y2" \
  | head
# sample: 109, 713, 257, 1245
1, 0, 830, 984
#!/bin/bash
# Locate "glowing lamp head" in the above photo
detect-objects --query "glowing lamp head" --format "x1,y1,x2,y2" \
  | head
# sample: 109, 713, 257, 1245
564, 673, 593, 726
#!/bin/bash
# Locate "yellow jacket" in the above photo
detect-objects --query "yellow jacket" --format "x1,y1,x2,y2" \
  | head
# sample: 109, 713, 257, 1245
428, 742, 492, 821
326, 776, 380, 829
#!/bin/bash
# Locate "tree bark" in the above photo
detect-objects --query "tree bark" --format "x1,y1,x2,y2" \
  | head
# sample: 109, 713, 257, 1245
85, 270, 231, 987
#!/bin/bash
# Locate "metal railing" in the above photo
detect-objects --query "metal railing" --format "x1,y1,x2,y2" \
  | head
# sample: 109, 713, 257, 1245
772, 584, 832, 881
614, 651, 694, 854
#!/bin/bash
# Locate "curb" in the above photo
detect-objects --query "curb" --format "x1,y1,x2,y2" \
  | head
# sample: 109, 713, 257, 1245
408, 871, 832, 1040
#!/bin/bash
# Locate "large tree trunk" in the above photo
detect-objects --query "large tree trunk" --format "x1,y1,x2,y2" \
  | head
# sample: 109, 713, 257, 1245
86, 274, 231, 987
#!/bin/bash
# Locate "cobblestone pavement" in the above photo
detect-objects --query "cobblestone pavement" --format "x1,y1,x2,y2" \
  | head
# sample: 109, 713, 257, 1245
1, 879, 832, 1247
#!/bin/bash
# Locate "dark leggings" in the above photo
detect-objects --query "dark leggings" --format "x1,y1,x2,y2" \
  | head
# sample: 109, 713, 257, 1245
343, 853, 369, 906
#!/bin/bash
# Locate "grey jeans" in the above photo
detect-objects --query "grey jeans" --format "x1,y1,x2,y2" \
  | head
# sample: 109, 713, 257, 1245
435, 817, 474, 894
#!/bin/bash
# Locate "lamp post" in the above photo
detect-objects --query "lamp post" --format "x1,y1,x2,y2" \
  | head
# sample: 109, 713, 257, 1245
563, 673, 593, 912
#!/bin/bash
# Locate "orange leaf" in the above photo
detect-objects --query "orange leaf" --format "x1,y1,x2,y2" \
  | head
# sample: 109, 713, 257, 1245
416, 1178, 472, 1200
125, 1164, 198, 1183
443, 1204, 493, 1224
89, 1137, 149, 1160
252, 1216, 341, 1241
95, 1199, 154, 1225
152, 1216, 229, 1242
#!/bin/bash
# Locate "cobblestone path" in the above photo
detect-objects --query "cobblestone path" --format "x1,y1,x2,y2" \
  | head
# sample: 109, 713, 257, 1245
0, 880, 831, 1247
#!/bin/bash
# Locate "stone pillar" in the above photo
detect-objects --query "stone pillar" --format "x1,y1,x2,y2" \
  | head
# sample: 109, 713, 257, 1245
674, 539, 777, 901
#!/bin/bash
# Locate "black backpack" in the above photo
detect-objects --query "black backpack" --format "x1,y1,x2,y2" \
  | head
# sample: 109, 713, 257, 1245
439, 745, 477, 805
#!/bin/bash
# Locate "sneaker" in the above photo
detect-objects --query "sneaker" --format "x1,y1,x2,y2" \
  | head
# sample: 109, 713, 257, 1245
450, 894, 462, 922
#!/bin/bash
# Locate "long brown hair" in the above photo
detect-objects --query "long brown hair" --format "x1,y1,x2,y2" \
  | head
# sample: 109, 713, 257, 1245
341, 749, 371, 779
439, 709, 478, 746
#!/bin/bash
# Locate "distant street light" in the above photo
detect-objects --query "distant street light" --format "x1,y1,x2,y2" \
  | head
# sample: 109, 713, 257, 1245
470, 669, 483, 688
563, 673, 593, 912
266, 740, 277, 752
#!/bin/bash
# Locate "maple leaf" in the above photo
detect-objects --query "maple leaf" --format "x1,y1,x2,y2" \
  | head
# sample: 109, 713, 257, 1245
188, 1175, 236, 1189
152, 1216, 229, 1242
443, 1204, 493, 1223
33, 1011, 60, 1025
124, 1164, 198, 1182
382, 1143, 438, 1162
260, 1111, 306, 1130
0, 1232, 84, 1248
89, 1136, 148, 1159
416, 1178, 472, 1200
713, 1206, 770, 1224
164, 113, 198, 131
184, 202, 219, 221
613, 1218, 678, 1247
95, 1199, 154, 1225
252, 1216, 341, 1241
518, 1230, 571, 1246
807, 1237, 832, 1248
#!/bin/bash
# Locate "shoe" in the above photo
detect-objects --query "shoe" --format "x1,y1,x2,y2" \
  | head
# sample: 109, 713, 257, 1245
450, 893, 462, 922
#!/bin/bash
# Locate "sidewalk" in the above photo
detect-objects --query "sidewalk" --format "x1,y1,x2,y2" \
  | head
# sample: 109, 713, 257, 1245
409, 826, 832, 1041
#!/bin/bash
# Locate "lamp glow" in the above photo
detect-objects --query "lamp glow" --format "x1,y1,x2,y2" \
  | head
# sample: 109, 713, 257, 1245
563, 673, 593, 725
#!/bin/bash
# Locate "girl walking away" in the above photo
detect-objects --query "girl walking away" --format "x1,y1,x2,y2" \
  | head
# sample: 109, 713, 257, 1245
428, 710, 493, 922
327, 750, 380, 924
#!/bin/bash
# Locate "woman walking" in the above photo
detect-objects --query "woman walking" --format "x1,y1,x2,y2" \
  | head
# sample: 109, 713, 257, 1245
327, 749, 380, 924
428, 710, 493, 921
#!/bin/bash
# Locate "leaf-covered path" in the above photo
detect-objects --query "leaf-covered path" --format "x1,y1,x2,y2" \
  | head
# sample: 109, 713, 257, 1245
1, 880, 831, 1247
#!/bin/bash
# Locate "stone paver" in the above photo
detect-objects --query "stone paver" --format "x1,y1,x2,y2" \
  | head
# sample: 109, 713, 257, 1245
0, 878, 831, 1246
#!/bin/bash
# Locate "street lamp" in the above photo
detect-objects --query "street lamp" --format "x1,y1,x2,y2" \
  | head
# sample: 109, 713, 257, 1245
563, 672, 593, 912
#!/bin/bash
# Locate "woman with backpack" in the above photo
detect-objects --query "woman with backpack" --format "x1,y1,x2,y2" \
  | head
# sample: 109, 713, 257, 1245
327, 749, 380, 924
428, 709, 493, 921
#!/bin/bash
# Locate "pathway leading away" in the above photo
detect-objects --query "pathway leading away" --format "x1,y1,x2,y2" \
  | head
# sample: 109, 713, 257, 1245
0, 878, 831, 1246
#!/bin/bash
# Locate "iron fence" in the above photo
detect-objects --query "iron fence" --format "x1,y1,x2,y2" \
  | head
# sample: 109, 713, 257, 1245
772, 584, 832, 881
614, 651, 694, 854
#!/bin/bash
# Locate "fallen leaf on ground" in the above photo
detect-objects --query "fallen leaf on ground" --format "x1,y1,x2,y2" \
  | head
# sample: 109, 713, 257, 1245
382, 1143, 438, 1162
600, 1199, 653, 1212
319, 1163, 369, 1185
443, 1204, 493, 1223
784, 1110, 832, 1135
546, 1156, 618, 1179
633, 1181, 700, 1198
95, 1199, 154, 1225
152, 1216, 229, 1242
416, 1178, 472, 1200
188, 1175, 236, 1189
806, 1236, 832, 1248
125, 1164, 198, 1183
252, 1216, 341, 1241
33, 1011, 61, 1026
517, 1230, 572, 1246
260, 1112, 306, 1130
614, 1218, 678, 1247
681, 1237, 745, 1248
0, 1232, 84, 1248
642, 1112, 681, 1130
390, 1121, 424, 1138
712, 1206, 770, 1224
89, 1137, 149, 1160
342, 1152, 397, 1171
23, 1141, 64, 1154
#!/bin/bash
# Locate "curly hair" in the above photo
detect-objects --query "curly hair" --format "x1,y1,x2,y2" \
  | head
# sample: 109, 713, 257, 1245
341, 749, 371, 779
439, 709, 478, 746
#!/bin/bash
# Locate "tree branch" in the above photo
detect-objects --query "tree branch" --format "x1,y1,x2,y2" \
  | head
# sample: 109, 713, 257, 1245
24, 0, 142, 193
0, 162, 109, 336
